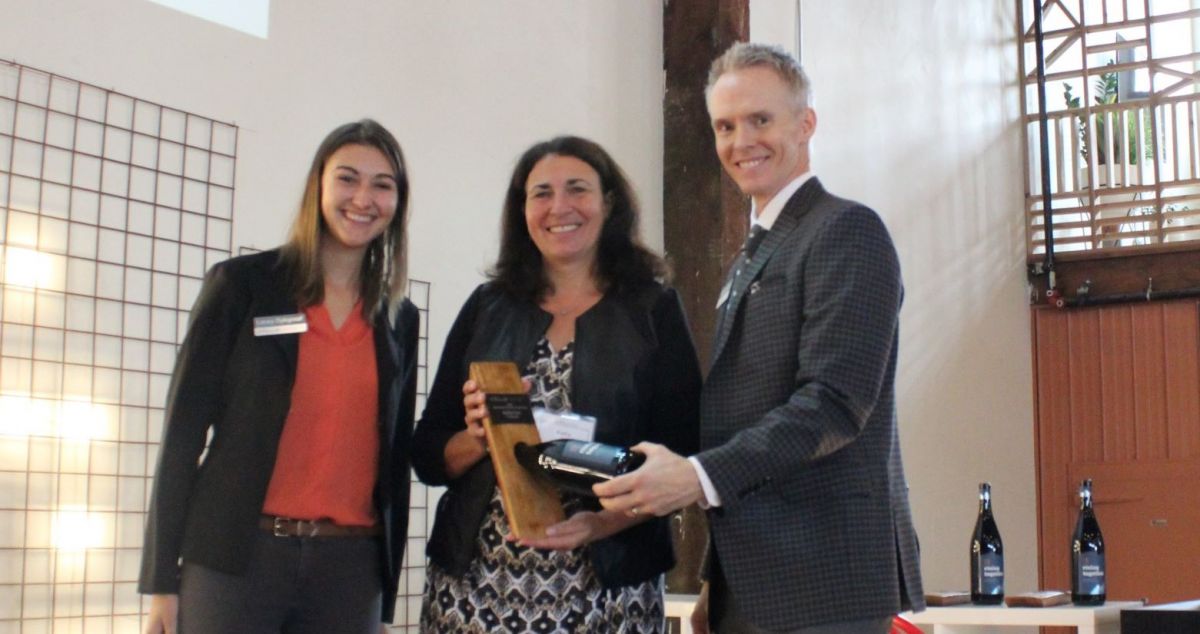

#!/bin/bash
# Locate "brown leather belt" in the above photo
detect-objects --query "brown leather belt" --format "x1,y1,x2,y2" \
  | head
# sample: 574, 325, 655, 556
259, 516, 381, 538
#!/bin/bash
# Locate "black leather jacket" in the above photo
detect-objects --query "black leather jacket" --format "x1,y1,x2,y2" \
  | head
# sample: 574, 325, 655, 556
411, 281, 701, 587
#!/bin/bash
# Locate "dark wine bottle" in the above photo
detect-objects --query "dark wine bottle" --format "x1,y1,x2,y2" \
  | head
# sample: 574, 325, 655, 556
514, 440, 645, 497
1071, 478, 1106, 605
970, 482, 1004, 604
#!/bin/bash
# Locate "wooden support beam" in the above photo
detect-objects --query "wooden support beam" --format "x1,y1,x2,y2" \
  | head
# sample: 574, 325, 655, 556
663, 0, 749, 370
662, 0, 748, 595
1030, 245, 1200, 306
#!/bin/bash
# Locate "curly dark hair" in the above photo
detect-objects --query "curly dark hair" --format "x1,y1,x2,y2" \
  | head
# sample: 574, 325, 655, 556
489, 136, 667, 301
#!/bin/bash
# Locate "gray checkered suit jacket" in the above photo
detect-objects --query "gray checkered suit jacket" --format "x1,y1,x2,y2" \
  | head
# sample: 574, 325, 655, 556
697, 178, 925, 630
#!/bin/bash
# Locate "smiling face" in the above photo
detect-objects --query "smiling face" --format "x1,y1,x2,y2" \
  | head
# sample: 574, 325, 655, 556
319, 143, 399, 253
707, 65, 816, 211
524, 154, 607, 269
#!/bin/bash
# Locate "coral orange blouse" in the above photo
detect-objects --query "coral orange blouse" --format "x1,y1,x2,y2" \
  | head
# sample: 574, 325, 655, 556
262, 302, 379, 526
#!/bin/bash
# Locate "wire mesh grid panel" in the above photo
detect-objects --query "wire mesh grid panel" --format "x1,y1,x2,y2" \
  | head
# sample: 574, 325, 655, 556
0, 59, 237, 634
388, 279, 431, 633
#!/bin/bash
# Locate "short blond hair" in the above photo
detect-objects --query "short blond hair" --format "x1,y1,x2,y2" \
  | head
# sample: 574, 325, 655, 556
706, 42, 812, 109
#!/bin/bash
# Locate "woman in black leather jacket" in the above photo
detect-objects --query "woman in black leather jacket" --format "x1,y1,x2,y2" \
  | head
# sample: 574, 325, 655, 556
139, 120, 417, 634
411, 136, 701, 633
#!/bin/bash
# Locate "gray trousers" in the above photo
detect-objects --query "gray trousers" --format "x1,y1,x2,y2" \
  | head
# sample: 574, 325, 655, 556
178, 531, 382, 634
711, 561, 894, 634
717, 611, 893, 634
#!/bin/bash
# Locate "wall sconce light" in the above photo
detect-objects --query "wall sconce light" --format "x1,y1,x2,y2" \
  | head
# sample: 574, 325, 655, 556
51, 506, 106, 550
3, 246, 56, 290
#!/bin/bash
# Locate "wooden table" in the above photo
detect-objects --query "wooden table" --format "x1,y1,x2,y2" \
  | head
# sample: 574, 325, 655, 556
900, 601, 1142, 634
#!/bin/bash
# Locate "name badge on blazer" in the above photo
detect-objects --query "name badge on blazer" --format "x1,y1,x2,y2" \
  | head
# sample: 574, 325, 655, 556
716, 279, 731, 308
253, 313, 307, 336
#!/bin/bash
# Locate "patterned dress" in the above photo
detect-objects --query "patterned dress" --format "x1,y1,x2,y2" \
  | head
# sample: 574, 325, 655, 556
421, 337, 664, 633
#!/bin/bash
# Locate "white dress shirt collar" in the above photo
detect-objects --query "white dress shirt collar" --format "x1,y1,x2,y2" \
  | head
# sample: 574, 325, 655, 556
751, 172, 814, 231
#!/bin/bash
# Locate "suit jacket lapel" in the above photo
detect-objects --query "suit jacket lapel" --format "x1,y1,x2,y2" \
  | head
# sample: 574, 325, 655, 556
374, 310, 402, 446
246, 254, 301, 371
710, 256, 743, 352
709, 178, 825, 367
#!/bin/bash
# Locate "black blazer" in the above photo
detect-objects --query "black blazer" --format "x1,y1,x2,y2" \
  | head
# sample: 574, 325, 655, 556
137, 249, 419, 623
411, 282, 701, 587
698, 179, 924, 629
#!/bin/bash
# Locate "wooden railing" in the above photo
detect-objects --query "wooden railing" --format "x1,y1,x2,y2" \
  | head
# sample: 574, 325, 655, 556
1027, 94, 1200, 252
1020, 1, 1200, 257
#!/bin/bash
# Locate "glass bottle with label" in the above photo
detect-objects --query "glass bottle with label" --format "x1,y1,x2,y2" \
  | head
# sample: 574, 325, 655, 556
514, 440, 645, 497
970, 482, 1004, 604
1071, 478, 1106, 605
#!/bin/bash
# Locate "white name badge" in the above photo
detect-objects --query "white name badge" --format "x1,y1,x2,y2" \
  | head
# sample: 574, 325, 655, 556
532, 408, 596, 443
253, 313, 308, 336
716, 279, 731, 308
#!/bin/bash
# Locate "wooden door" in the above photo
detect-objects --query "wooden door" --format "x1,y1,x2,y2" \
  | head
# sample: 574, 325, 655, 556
1033, 300, 1200, 612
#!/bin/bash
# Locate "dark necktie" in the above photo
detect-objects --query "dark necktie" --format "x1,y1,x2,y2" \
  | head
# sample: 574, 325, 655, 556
722, 224, 768, 316
743, 224, 768, 259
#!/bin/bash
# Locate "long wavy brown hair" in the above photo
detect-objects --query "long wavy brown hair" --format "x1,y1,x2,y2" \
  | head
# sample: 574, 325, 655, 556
280, 119, 410, 319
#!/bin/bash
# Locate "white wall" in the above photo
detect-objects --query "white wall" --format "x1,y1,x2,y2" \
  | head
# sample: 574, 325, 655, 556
1, 0, 664, 384
754, 1, 1038, 602
749, 0, 798, 59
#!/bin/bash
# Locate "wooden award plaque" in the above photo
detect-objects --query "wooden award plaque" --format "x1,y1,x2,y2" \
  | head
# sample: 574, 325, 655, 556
469, 361, 564, 539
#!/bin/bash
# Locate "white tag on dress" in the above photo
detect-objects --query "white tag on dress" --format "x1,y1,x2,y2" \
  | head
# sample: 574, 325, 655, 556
532, 408, 596, 442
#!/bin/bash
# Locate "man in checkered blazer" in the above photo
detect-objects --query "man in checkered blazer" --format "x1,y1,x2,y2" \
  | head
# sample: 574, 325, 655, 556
596, 43, 925, 633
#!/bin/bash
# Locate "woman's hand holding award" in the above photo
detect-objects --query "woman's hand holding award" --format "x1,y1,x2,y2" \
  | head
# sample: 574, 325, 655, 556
468, 361, 564, 539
